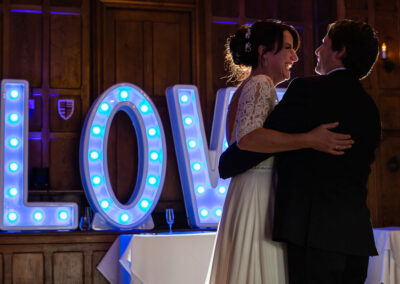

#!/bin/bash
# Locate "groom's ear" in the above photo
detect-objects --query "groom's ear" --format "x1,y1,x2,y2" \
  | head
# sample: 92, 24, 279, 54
258, 45, 267, 58
335, 46, 346, 60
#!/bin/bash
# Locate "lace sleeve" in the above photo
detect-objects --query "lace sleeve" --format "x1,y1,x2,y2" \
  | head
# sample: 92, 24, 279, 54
235, 75, 278, 142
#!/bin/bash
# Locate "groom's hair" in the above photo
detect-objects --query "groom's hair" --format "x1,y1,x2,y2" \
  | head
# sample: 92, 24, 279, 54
328, 19, 379, 80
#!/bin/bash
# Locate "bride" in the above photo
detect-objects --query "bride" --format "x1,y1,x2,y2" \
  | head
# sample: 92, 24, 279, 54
206, 20, 353, 284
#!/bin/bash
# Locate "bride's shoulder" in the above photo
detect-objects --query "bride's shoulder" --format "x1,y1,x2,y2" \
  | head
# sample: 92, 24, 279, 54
245, 74, 274, 87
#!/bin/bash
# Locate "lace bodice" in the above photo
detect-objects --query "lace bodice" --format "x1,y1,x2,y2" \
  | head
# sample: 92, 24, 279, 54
230, 75, 279, 145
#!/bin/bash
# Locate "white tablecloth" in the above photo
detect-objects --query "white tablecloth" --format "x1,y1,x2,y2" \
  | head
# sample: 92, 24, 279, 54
366, 227, 400, 284
98, 232, 216, 284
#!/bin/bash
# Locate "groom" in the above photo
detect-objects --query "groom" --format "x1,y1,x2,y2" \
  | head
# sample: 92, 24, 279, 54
219, 19, 381, 283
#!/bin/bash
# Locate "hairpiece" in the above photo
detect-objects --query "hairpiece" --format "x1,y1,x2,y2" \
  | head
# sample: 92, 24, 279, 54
245, 29, 251, 40
245, 42, 251, 53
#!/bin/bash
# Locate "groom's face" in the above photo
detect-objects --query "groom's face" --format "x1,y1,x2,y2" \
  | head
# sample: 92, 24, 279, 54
314, 35, 337, 75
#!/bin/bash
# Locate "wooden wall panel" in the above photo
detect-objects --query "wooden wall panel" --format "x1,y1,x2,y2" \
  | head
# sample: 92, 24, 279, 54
278, 1, 304, 22
153, 21, 187, 95
53, 252, 84, 283
11, 0, 42, 4
28, 139, 42, 176
100, 6, 194, 222
245, 0, 273, 19
378, 136, 400, 226
12, 253, 44, 284
49, 137, 81, 189
115, 21, 144, 86
49, 95, 82, 132
29, 95, 42, 131
50, 14, 82, 89
375, 0, 397, 11
92, 251, 109, 284
9, 11, 42, 88
212, 0, 239, 17
379, 95, 400, 130
344, 0, 368, 9
375, 14, 400, 89
51, 0, 81, 6
107, 112, 138, 205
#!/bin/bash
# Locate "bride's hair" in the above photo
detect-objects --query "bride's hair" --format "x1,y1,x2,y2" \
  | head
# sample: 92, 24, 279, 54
224, 19, 300, 85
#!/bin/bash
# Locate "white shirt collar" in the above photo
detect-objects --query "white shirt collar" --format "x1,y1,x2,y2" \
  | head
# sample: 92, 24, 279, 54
327, 67, 346, 75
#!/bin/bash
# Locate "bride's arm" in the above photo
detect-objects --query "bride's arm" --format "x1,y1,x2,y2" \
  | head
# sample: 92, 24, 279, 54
237, 122, 354, 155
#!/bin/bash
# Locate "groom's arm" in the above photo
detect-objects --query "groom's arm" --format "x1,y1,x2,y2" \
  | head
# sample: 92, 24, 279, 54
219, 78, 310, 179
218, 143, 272, 179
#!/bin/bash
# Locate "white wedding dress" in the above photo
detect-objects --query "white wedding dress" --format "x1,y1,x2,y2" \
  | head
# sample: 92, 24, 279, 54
206, 75, 288, 284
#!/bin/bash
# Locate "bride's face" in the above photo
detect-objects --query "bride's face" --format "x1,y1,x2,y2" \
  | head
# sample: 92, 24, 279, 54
263, 31, 299, 85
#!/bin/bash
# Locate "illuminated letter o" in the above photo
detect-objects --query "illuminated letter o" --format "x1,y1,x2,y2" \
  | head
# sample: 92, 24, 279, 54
80, 83, 166, 229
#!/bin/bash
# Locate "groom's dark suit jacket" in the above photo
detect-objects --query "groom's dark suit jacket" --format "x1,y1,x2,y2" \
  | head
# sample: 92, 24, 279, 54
219, 70, 381, 256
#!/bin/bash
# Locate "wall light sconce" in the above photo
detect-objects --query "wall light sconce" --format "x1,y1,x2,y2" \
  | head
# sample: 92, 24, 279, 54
381, 42, 395, 72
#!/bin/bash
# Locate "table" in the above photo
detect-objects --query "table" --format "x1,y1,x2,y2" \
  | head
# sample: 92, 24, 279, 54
366, 227, 400, 284
97, 232, 216, 284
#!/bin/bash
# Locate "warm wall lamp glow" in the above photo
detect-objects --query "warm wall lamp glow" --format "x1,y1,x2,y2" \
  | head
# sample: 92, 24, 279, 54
381, 42, 395, 72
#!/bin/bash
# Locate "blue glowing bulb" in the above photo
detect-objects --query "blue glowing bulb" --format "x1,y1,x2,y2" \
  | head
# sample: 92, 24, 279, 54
148, 176, 157, 185
100, 200, 110, 209
119, 90, 129, 100
218, 186, 227, 194
184, 117, 193, 125
148, 128, 156, 137
7, 187, 18, 197
150, 152, 159, 161
89, 151, 100, 160
140, 104, 149, 113
10, 90, 19, 99
92, 126, 101, 135
140, 200, 149, 209
192, 162, 201, 171
224, 141, 229, 149
120, 213, 129, 223
7, 212, 18, 222
215, 209, 222, 217
92, 176, 101, 185
9, 138, 19, 148
196, 186, 205, 194
180, 94, 189, 103
188, 140, 197, 149
100, 102, 110, 112
9, 113, 19, 123
58, 211, 68, 220
200, 209, 209, 217
33, 211, 44, 221
9, 162, 19, 172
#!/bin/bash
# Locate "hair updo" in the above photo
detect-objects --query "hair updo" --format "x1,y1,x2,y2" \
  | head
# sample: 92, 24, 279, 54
225, 19, 300, 84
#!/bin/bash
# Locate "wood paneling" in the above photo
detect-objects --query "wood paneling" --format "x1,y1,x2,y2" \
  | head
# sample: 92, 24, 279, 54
29, 95, 42, 131
107, 111, 138, 205
212, 0, 239, 18
375, 14, 400, 89
51, 0, 81, 6
50, 14, 82, 89
11, 0, 42, 4
9, 11, 42, 88
92, 251, 109, 284
245, 0, 273, 19
378, 136, 400, 226
278, 0, 304, 22
379, 94, 400, 130
49, 136, 81, 189
115, 21, 144, 86
53, 252, 83, 283
13, 253, 44, 284
375, 0, 397, 11
345, 0, 368, 9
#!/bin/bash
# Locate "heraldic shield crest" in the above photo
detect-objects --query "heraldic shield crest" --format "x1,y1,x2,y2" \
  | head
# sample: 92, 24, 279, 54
58, 99, 74, 120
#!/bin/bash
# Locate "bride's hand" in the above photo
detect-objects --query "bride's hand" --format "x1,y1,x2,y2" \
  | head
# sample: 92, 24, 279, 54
307, 122, 354, 155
